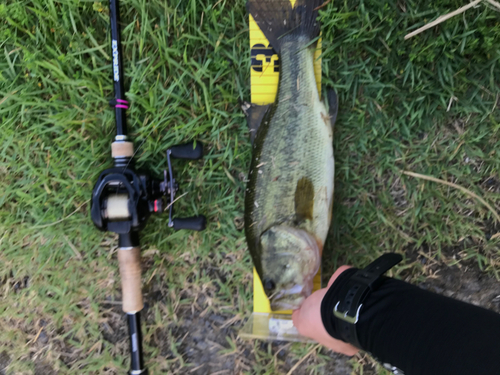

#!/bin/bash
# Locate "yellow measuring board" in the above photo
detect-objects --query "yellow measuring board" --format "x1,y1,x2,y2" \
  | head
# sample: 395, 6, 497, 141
239, 2, 324, 342
249, 14, 322, 105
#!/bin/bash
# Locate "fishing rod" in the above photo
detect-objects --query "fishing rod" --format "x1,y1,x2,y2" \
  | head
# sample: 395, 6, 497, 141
90, 0, 206, 373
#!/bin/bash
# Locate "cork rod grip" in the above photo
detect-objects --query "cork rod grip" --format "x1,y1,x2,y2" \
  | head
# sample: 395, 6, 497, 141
118, 247, 144, 313
111, 141, 134, 158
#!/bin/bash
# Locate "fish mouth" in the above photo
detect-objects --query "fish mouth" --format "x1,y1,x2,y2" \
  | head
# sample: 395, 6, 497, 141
259, 225, 321, 311
269, 282, 314, 311
271, 297, 306, 311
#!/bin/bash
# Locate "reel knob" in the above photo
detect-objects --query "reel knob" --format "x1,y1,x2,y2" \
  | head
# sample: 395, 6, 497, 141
169, 142, 203, 160
172, 215, 207, 231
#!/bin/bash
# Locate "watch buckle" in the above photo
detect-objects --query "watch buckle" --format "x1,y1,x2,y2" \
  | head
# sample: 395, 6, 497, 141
333, 301, 362, 324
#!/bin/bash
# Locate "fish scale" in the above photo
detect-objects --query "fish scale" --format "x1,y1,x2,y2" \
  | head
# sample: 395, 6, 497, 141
247, 39, 334, 255
245, 26, 335, 310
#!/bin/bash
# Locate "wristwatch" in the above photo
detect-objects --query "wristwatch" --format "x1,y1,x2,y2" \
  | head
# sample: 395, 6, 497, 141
322, 253, 403, 349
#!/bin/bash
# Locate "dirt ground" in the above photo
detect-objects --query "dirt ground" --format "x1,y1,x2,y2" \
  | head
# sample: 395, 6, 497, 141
156, 251, 500, 375
123, 250, 500, 374
0, 246, 499, 375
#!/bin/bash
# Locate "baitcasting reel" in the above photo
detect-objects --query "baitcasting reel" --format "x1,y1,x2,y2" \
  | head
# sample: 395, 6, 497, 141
91, 141, 206, 234
92, 2, 207, 372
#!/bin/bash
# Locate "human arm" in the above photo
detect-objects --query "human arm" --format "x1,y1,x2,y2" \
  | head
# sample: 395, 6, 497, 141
293, 264, 500, 375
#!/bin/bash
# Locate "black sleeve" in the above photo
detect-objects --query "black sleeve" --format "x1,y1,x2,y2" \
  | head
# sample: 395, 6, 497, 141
321, 268, 500, 375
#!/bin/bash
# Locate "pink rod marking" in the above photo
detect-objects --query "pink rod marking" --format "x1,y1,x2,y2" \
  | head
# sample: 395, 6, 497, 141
116, 99, 129, 104
116, 104, 129, 109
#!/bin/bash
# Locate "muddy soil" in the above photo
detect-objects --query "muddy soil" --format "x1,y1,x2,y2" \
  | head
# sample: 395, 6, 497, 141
2, 252, 498, 374
137, 252, 500, 375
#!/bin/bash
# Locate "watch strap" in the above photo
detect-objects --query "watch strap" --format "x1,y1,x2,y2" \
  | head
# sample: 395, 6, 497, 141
324, 253, 402, 348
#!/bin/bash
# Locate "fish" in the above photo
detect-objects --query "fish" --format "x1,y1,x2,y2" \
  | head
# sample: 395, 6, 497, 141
244, 0, 338, 311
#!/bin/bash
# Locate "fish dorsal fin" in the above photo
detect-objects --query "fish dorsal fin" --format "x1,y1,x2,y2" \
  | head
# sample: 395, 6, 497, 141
243, 102, 271, 145
294, 177, 314, 222
326, 88, 338, 132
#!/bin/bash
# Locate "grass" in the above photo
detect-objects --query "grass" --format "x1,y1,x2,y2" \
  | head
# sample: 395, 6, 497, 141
1, 0, 500, 374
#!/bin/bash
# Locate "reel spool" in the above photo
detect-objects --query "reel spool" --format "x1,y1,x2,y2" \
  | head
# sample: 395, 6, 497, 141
107, 194, 130, 219
91, 141, 206, 234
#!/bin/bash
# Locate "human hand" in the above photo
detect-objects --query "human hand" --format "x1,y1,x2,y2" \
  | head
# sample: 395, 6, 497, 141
292, 266, 359, 356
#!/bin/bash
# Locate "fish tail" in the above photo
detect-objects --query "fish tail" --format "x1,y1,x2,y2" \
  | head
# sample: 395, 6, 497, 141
247, 0, 322, 53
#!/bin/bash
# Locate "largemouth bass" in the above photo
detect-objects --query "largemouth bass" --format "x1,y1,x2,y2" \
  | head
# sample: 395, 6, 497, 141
245, 0, 337, 311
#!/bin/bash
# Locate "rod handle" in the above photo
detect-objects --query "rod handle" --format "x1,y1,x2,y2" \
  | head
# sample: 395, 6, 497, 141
118, 247, 144, 313
169, 142, 203, 160
173, 215, 207, 231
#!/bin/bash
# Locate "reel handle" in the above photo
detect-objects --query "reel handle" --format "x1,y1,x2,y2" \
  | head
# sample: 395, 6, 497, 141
169, 142, 203, 160
172, 215, 207, 231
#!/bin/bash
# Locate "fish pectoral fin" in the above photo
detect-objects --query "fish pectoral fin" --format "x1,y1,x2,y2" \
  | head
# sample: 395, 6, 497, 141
244, 102, 270, 145
294, 177, 315, 222
324, 88, 339, 132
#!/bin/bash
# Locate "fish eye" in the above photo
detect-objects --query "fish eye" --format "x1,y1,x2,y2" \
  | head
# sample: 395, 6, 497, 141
263, 278, 275, 292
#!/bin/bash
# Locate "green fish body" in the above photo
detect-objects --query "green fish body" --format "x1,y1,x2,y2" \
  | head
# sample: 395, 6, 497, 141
245, 0, 335, 311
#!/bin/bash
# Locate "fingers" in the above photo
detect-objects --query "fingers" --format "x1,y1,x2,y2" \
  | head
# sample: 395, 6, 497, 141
290, 265, 361, 356
292, 289, 325, 337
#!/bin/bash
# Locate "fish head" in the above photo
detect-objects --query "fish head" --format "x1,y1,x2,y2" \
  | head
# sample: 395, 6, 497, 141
259, 225, 320, 311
